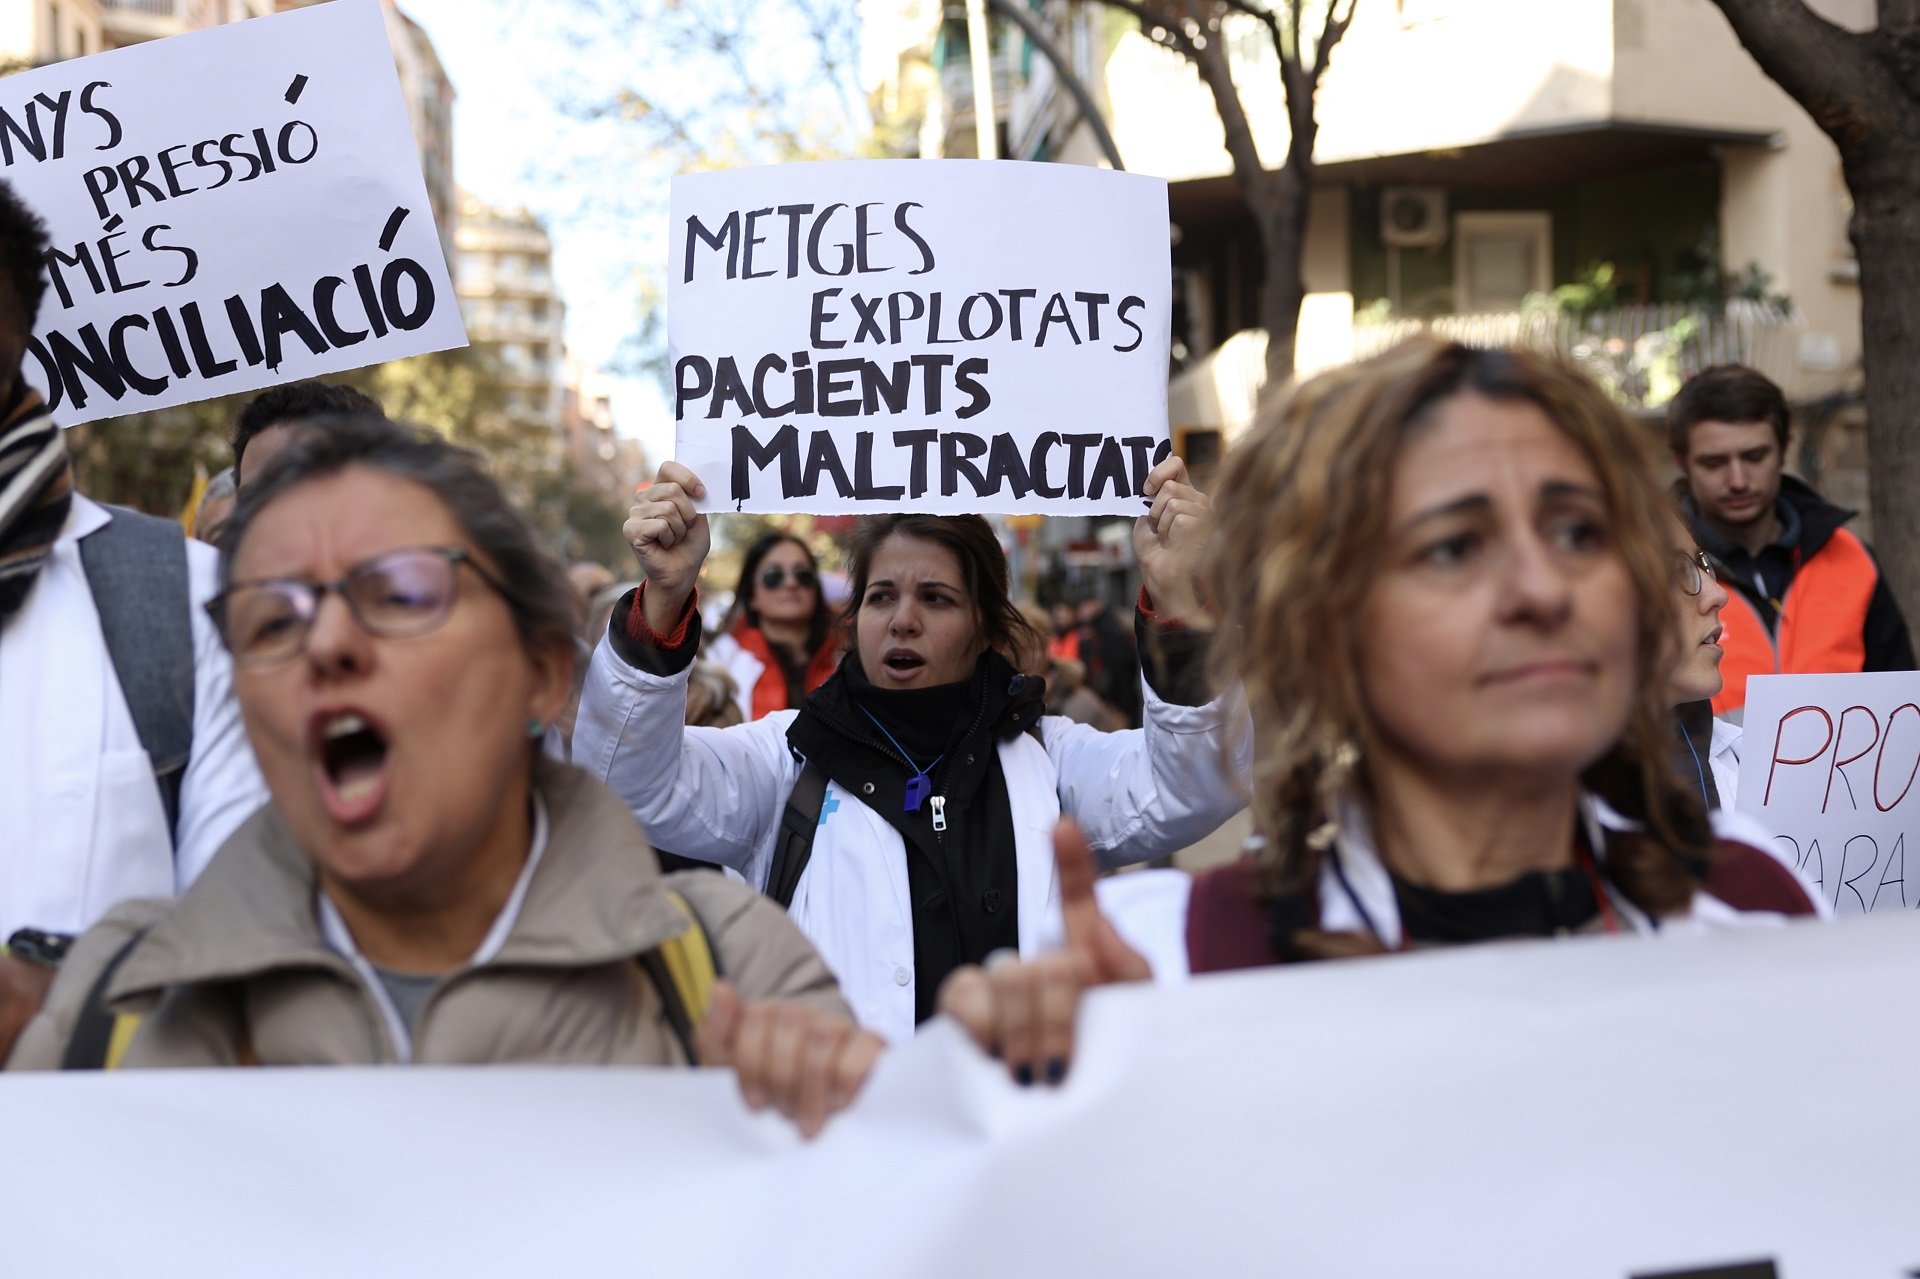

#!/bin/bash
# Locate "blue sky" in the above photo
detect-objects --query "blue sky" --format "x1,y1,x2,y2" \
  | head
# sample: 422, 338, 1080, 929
396, 0, 675, 462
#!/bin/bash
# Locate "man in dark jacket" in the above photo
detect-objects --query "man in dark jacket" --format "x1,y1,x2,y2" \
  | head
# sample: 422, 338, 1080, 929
1670, 364, 1914, 719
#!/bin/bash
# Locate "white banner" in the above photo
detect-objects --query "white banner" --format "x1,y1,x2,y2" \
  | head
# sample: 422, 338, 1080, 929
4, 0, 465, 425
668, 160, 1171, 516
5, 914, 1920, 1276
1737, 672, 1920, 916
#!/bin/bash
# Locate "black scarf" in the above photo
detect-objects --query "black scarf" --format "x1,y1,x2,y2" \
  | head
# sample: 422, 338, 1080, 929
0, 385, 72, 628
789, 649, 1046, 1022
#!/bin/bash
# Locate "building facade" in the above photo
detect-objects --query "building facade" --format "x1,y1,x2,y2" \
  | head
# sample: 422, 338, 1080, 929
455, 188, 568, 434
562, 360, 648, 515
1, 0, 104, 66
869, 1, 1868, 440
378, 1, 456, 264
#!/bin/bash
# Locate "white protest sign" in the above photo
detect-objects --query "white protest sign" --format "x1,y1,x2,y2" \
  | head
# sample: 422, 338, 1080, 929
3, 0, 465, 426
5, 915, 1920, 1277
1737, 671, 1920, 916
668, 160, 1171, 515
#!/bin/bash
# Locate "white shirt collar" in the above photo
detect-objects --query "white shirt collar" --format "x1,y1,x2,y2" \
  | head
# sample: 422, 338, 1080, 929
62, 492, 110, 546
316, 794, 551, 1062
1321, 790, 1647, 946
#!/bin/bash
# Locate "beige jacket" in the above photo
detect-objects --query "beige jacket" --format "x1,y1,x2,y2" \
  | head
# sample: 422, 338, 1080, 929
8, 760, 848, 1069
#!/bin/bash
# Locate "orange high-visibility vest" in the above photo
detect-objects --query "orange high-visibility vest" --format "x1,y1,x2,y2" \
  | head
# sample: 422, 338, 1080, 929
1713, 527, 1877, 715
731, 621, 838, 721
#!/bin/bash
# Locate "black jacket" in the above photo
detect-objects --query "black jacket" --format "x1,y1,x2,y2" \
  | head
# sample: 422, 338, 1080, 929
1683, 474, 1914, 672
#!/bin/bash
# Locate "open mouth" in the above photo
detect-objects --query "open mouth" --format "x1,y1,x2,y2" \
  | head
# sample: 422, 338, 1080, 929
881, 648, 927, 679
1701, 626, 1724, 648
314, 710, 392, 824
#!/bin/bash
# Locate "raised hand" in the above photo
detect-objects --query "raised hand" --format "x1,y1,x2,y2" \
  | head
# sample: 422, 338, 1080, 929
624, 461, 712, 633
693, 982, 884, 1140
936, 819, 1151, 1086
1133, 453, 1212, 623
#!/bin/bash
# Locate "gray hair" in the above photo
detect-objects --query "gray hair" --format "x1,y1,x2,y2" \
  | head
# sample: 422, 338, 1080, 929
218, 413, 581, 655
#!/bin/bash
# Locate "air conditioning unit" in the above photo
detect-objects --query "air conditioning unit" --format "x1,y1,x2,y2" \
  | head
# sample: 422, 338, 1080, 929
1381, 186, 1448, 248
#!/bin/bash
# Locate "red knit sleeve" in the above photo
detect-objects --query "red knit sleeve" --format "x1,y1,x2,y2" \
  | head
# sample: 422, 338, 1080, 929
624, 581, 699, 651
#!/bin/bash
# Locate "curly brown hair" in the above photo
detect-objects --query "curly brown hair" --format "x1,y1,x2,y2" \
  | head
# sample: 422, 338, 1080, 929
1205, 339, 1709, 947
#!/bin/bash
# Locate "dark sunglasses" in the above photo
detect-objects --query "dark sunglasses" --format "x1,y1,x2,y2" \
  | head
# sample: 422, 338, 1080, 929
759, 565, 818, 591
207, 545, 510, 666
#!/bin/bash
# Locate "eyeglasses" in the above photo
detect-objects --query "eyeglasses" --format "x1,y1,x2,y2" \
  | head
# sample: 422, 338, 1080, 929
207, 546, 511, 666
1677, 549, 1718, 596
759, 565, 818, 591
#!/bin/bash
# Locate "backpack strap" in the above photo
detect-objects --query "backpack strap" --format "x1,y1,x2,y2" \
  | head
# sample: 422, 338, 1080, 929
60, 925, 154, 1071
638, 889, 722, 1066
767, 760, 829, 910
78, 506, 196, 852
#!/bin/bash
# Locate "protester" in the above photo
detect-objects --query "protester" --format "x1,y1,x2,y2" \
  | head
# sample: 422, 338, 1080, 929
0, 179, 265, 1057
1670, 365, 1914, 718
1074, 589, 1143, 728
567, 561, 615, 602
231, 379, 384, 486
6, 419, 881, 1136
937, 341, 1822, 1083
1667, 512, 1744, 809
1019, 603, 1124, 732
1046, 600, 1081, 664
572, 456, 1243, 1044
705, 531, 840, 722
192, 468, 238, 545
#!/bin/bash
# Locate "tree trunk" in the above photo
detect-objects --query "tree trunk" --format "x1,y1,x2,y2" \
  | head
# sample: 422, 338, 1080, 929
1257, 196, 1308, 390
1847, 160, 1920, 617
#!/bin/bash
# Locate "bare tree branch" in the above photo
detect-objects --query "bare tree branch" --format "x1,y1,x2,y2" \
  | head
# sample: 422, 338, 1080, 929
1310, 0, 1358, 87
1707, 0, 1889, 152
1092, 0, 1200, 57
1184, 16, 1272, 198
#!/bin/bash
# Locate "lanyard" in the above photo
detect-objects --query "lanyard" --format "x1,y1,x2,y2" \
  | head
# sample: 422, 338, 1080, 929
854, 702, 943, 814
1681, 729, 1711, 809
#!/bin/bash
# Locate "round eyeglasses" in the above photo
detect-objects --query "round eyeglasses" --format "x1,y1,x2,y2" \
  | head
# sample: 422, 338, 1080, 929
207, 546, 511, 666
1677, 549, 1718, 596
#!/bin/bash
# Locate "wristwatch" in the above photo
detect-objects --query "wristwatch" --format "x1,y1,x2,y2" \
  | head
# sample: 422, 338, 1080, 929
3, 928, 74, 968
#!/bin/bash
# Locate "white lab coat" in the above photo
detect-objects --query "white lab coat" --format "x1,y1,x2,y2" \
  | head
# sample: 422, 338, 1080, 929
0, 496, 266, 938
573, 635, 1248, 1044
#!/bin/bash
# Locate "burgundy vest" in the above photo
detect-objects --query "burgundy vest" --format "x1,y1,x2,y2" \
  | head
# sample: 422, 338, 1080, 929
1185, 841, 1818, 974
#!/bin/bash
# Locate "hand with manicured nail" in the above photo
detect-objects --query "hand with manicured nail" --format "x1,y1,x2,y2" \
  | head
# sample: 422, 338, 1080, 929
935, 818, 1152, 1087
692, 981, 885, 1139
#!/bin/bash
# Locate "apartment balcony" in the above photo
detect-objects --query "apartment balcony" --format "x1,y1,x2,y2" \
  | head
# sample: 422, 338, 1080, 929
101, 0, 190, 45
1170, 300, 1806, 444
1352, 299, 1806, 409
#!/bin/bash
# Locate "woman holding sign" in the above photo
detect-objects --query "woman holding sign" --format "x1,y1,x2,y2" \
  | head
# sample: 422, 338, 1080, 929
574, 456, 1242, 1045
934, 342, 1822, 1084
8, 420, 881, 1138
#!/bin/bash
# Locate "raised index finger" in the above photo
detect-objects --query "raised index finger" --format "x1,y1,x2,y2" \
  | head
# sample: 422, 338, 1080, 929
1054, 818, 1103, 958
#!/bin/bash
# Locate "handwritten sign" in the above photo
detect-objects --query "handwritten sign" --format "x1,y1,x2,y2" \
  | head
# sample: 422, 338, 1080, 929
1736, 672, 1920, 915
668, 160, 1171, 515
3, 0, 465, 426
5, 915, 1920, 1276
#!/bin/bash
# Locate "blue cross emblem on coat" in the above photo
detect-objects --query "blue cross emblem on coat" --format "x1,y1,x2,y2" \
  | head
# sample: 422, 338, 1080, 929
818, 790, 840, 826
